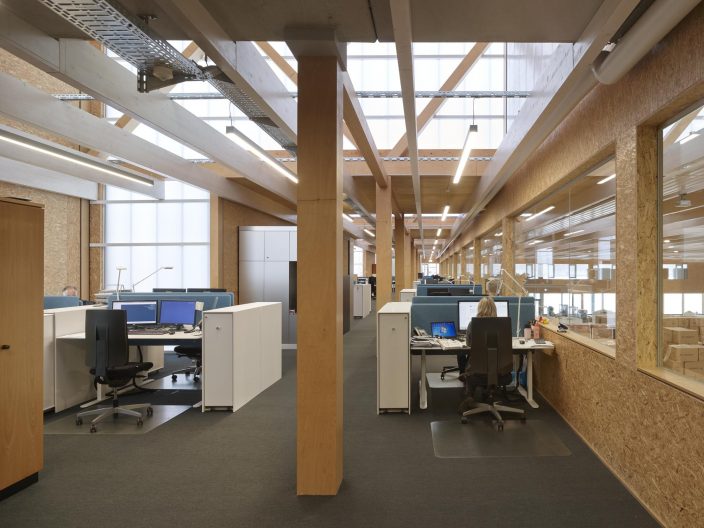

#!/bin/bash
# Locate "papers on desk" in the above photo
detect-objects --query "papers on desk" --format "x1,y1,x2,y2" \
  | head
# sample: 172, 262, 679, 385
411, 336, 441, 348
439, 339, 464, 350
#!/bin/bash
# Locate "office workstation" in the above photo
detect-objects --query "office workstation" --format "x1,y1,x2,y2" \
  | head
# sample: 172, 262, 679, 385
1, 1, 703, 527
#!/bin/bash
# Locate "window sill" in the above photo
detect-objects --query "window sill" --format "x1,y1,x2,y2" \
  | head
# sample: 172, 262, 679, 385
639, 366, 704, 402
540, 322, 616, 359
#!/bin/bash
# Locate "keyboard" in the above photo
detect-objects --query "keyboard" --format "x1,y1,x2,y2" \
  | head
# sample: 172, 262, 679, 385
129, 329, 167, 335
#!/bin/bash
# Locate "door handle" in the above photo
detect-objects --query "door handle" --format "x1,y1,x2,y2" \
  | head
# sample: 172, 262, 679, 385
1, 344, 10, 350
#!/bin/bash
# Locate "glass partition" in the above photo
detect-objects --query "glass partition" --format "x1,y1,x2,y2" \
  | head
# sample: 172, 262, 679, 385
515, 159, 617, 351
659, 101, 704, 383
480, 224, 502, 280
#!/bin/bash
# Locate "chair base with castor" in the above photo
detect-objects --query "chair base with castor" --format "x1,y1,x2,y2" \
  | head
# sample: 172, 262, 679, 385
171, 345, 202, 383
461, 401, 525, 431
76, 386, 153, 433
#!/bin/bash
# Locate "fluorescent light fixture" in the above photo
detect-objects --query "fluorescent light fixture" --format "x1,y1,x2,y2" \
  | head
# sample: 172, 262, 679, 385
453, 124, 478, 184
520, 213, 533, 218
680, 132, 699, 145
364, 229, 375, 238
469, 246, 474, 251
226, 125, 298, 184
664, 239, 671, 243
441, 205, 450, 221
528, 239, 544, 246
342, 213, 354, 222
0, 131, 153, 187
564, 230, 584, 237
525, 206, 554, 221
436, 228, 442, 236
674, 250, 679, 253
495, 231, 503, 237
597, 173, 616, 185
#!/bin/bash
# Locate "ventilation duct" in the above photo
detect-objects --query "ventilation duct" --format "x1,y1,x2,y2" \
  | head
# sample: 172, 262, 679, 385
37, 0, 296, 153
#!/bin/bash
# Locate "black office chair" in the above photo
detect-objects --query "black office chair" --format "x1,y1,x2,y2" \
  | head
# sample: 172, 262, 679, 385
460, 317, 525, 431
171, 344, 202, 382
75, 310, 153, 433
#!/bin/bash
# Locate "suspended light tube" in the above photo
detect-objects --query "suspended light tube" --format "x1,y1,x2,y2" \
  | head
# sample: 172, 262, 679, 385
597, 173, 616, 185
525, 206, 555, 221
452, 124, 478, 184
441, 205, 450, 221
364, 229, 375, 238
226, 125, 298, 184
0, 131, 154, 187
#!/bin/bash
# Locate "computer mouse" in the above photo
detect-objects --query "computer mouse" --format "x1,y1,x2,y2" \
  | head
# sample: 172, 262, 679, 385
519, 339, 525, 344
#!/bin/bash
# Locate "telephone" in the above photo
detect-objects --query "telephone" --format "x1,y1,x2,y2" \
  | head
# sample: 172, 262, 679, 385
413, 327, 428, 337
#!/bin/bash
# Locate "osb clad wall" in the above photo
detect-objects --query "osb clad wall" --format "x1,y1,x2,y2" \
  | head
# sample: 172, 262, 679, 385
439, 6, 704, 528
220, 199, 293, 299
0, 182, 81, 295
538, 328, 704, 526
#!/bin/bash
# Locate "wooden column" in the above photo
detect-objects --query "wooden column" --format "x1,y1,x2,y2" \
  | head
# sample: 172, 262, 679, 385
209, 194, 224, 289
376, 182, 393, 310
296, 55, 343, 495
394, 214, 406, 299
364, 250, 374, 277
616, 126, 658, 370
473, 239, 482, 285
501, 217, 515, 276
404, 231, 412, 289
460, 246, 467, 282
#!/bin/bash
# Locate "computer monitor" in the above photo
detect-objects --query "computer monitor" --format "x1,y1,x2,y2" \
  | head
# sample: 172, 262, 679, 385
159, 300, 196, 326
458, 300, 509, 332
111, 300, 158, 325
430, 321, 457, 338
186, 288, 226, 292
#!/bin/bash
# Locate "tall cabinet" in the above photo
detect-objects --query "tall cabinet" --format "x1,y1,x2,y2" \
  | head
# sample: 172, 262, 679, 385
239, 226, 297, 344
0, 198, 44, 497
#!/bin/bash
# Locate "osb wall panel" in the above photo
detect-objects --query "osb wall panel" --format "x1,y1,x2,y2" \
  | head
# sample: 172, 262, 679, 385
222, 199, 293, 299
538, 328, 704, 528
454, 4, 704, 247
0, 181, 81, 295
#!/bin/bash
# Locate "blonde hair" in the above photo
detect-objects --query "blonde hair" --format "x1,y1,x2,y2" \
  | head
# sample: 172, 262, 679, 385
476, 297, 497, 318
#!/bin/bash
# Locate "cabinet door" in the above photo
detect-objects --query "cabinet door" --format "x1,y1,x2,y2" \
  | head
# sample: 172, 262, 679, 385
239, 261, 264, 304
264, 231, 290, 261
289, 231, 297, 261
377, 313, 409, 410
239, 230, 265, 261
264, 261, 289, 342
0, 201, 43, 490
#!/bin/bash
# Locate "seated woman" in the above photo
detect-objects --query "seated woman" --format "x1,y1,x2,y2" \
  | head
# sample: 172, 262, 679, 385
457, 296, 496, 373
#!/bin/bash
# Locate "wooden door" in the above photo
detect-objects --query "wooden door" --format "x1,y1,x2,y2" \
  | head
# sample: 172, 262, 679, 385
0, 198, 44, 491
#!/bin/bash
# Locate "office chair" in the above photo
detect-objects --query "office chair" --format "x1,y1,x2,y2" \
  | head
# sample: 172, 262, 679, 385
75, 310, 153, 433
461, 317, 525, 431
171, 344, 202, 382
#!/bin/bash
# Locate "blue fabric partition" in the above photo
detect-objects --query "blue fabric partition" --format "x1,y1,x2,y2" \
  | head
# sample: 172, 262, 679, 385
44, 296, 82, 309
106, 291, 235, 311
416, 284, 482, 296
410, 296, 535, 337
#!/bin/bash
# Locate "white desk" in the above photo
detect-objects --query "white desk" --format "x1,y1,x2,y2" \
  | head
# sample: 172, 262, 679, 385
410, 338, 553, 410
54, 330, 197, 412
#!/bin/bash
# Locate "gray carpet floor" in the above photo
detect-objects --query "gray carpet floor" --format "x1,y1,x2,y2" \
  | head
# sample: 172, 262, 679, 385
0, 309, 658, 528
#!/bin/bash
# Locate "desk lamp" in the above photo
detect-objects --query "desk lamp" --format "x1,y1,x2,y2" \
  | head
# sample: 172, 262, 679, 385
132, 266, 174, 292
116, 266, 126, 301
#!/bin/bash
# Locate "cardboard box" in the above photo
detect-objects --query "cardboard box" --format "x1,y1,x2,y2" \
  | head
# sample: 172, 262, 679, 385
664, 359, 685, 374
684, 368, 704, 382
665, 344, 700, 362
667, 327, 698, 345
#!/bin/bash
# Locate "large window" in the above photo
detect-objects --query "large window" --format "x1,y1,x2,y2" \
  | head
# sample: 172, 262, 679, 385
102, 181, 210, 292
353, 245, 364, 277
515, 159, 617, 352
480, 225, 502, 279
659, 101, 704, 384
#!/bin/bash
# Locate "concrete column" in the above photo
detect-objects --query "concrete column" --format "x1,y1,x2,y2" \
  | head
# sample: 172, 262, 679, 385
296, 55, 343, 495
376, 182, 393, 310
394, 214, 406, 299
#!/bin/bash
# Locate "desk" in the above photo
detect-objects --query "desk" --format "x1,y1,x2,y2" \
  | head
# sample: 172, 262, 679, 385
410, 338, 553, 411
55, 331, 200, 411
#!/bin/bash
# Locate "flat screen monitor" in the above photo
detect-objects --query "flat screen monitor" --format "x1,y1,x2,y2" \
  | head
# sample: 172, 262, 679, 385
159, 300, 196, 325
458, 300, 509, 332
186, 288, 226, 292
431, 321, 457, 338
111, 300, 158, 325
